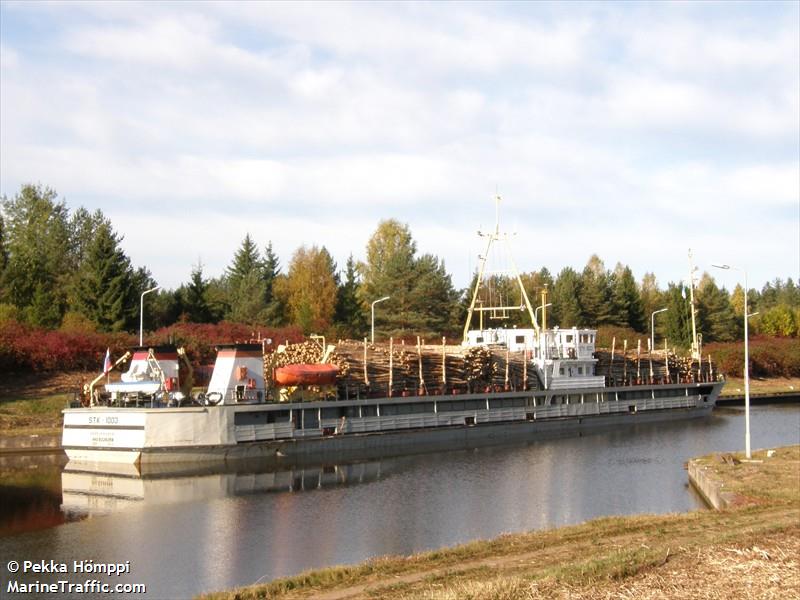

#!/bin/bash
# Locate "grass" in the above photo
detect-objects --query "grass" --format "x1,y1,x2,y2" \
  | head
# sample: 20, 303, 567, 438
0, 393, 70, 436
199, 446, 800, 600
720, 376, 800, 397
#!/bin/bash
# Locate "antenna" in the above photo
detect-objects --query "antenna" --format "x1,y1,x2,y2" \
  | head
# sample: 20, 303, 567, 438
462, 194, 538, 342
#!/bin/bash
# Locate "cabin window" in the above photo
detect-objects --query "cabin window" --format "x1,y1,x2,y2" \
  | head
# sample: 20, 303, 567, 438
577, 367, 583, 375
362, 405, 378, 417
559, 368, 565, 375
515, 335, 525, 344
476, 336, 484, 343
566, 335, 573, 342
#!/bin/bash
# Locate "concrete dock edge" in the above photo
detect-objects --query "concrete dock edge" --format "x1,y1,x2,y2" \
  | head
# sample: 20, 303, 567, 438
687, 457, 738, 509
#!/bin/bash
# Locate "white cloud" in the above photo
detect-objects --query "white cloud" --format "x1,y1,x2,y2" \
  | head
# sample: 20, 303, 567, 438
1, 1, 797, 292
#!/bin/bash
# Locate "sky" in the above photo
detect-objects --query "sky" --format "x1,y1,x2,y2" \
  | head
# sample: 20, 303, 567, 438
1, 1, 798, 294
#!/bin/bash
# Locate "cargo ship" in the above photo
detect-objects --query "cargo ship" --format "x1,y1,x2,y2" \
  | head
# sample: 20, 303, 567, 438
62, 198, 724, 465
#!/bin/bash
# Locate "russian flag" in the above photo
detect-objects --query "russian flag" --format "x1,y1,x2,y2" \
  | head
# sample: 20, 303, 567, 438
103, 348, 111, 374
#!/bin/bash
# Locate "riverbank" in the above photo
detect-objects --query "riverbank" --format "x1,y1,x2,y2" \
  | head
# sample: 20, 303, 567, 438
201, 445, 799, 600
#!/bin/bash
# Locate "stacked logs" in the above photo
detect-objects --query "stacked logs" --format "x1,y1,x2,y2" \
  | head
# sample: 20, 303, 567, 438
594, 346, 717, 385
273, 339, 539, 397
266, 341, 351, 378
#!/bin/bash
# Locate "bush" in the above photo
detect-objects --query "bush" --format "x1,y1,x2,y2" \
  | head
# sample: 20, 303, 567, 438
0, 319, 135, 373
705, 336, 800, 378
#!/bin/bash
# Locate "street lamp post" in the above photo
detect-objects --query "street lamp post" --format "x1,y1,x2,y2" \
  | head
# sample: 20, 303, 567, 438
371, 296, 390, 343
139, 286, 160, 346
534, 303, 552, 329
650, 308, 668, 360
712, 263, 756, 459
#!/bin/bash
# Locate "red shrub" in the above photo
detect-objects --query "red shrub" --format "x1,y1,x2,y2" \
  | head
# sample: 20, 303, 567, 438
705, 336, 800, 378
0, 320, 135, 373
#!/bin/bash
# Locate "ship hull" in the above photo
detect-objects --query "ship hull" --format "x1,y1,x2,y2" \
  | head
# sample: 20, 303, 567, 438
63, 381, 723, 465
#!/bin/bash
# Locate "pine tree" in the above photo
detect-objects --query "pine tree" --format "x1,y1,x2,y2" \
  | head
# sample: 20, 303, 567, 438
71, 223, 138, 332
262, 241, 280, 303
411, 253, 459, 336
552, 267, 583, 327
358, 219, 418, 337
579, 255, 612, 326
696, 275, 739, 342
1, 184, 71, 323
335, 255, 367, 337
226, 234, 267, 323
227, 234, 261, 288
663, 283, 692, 348
182, 263, 212, 323
611, 264, 646, 331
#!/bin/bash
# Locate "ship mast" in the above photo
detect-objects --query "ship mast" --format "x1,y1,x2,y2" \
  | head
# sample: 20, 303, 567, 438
462, 195, 538, 343
687, 249, 701, 361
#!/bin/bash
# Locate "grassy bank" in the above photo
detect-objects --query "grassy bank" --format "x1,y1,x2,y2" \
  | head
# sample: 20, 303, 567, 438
720, 376, 800, 397
200, 446, 799, 600
0, 393, 70, 436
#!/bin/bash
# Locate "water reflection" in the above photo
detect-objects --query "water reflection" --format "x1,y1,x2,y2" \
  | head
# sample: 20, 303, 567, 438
0, 453, 70, 536
60, 458, 395, 518
0, 405, 798, 599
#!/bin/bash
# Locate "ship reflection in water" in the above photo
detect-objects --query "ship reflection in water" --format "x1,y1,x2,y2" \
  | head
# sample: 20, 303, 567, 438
1, 405, 798, 600
60, 458, 393, 518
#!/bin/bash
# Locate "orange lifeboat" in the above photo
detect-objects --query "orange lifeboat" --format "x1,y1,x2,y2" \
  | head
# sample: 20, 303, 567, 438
274, 363, 339, 386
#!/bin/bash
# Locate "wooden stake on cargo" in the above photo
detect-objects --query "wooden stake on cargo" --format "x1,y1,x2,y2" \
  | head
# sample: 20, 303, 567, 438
609, 337, 616, 378
389, 337, 393, 397
363, 338, 369, 386
636, 339, 641, 380
441, 337, 447, 385
417, 336, 424, 391
623, 339, 628, 382
523, 341, 528, 389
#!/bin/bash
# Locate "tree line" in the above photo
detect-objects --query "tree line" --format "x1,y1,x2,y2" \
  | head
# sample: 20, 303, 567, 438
1, 184, 798, 346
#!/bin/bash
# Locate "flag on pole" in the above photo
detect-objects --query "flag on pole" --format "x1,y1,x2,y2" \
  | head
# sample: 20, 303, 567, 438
103, 348, 111, 374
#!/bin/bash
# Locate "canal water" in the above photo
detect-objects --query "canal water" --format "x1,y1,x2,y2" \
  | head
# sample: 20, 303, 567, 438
1, 405, 798, 598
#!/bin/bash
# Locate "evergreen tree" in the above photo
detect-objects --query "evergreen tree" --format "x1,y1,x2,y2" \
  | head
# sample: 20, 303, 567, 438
579, 255, 612, 326
335, 255, 367, 337
227, 234, 262, 288
69, 207, 111, 268
611, 264, 646, 331
696, 274, 739, 342
262, 241, 280, 303
226, 234, 267, 322
1, 184, 71, 323
182, 263, 212, 323
71, 223, 138, 332
229, 270, 269, 324
663, 283, 692, 348
552, 267, 582, 327
358, 219, 418, 337
410, 253, 459, 336
639, 272, 663, 324
27, 281, 63, 328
